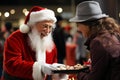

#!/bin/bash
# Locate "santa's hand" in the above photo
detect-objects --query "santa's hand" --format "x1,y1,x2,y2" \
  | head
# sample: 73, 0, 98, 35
51, 63, 65, 68
41, 63, 53, 75
52, 74, 69, 80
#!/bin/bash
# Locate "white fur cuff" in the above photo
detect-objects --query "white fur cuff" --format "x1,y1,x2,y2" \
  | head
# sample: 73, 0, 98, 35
32, 62, 44, 80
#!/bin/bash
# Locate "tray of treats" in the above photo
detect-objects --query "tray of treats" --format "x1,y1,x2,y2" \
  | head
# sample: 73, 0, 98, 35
52, 64, 89, 74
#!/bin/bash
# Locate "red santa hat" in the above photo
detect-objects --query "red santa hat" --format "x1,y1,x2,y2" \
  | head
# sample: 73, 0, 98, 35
20, 6, 57, 33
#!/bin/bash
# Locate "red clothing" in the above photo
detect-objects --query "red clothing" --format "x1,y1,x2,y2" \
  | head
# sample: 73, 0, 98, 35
2, 30, 57, 80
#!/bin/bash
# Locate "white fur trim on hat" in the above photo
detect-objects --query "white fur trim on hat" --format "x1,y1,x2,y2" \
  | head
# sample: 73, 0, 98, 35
19, 24, 30, 33
28, 9, 57, 24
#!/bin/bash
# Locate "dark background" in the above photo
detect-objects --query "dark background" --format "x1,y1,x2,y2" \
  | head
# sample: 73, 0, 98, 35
0, 0, 120, 26
1, 0, 120, 21
0, 0, 83, 6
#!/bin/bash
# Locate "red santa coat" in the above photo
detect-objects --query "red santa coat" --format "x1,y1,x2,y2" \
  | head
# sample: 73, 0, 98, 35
1, 30, 57, 80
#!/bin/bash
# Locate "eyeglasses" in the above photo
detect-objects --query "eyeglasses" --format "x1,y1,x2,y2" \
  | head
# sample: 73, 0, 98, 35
41, 24, 53, 30
36, 22, 54, 31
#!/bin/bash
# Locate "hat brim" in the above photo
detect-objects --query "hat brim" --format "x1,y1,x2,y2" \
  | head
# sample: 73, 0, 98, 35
69, 14, 108, 22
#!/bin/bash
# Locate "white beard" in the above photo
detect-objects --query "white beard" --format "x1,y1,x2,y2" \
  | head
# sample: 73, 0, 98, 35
28, 27, 54, 53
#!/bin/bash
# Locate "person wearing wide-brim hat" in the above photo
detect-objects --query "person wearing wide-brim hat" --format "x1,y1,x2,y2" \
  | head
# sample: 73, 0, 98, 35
69, 1, 120, 80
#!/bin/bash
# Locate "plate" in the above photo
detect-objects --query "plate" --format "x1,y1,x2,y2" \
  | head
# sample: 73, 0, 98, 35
52, 66, 89, 74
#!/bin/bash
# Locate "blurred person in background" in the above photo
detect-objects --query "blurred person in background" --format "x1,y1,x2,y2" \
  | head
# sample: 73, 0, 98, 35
0, 22, 13, 78
12, 27, 19, 32
1, 6, 68, 80
52, 15, 66, 64
1, 22, 12, 40
64, 23, 73, 43
0, 34, 4, 78
69, 1, 120, 80
74, 30, 88, 65
0, 29, 4, 78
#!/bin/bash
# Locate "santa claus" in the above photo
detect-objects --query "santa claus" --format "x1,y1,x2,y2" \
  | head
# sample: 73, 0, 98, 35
1, 6, 68, 80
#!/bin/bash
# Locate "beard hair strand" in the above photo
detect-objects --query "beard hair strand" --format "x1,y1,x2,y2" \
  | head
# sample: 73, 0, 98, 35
28, 27, 54, 53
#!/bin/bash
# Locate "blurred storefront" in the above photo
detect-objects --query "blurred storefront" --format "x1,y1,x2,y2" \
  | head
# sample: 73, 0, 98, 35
96, 0, 120, 23
0, 0, 120, 28
0, 0, 77, 28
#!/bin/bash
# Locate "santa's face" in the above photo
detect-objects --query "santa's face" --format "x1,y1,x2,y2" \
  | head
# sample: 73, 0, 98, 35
34, 20, 54, 38
28, 20, 54, 52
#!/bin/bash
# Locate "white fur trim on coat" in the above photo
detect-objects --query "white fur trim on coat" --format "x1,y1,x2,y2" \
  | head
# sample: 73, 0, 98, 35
32, 62, 45, 80
36, 50, 46, 62
32, 50, 46, 80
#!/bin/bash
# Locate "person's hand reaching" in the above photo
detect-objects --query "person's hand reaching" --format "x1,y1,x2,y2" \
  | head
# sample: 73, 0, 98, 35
51, 63, 65, 68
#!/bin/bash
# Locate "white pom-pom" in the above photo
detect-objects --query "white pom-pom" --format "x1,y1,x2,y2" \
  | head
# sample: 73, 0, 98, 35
19, 24, 30, 33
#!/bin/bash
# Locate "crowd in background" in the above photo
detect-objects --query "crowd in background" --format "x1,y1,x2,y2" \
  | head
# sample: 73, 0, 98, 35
0, 22, 19, 78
